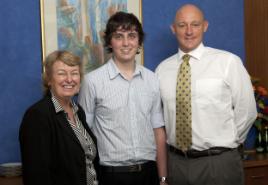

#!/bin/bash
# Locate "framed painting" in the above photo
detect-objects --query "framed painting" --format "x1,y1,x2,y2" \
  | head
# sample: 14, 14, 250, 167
40, 0, 143, 73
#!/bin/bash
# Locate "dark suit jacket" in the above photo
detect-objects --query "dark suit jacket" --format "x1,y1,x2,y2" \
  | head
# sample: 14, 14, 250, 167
19, 94, 99, 185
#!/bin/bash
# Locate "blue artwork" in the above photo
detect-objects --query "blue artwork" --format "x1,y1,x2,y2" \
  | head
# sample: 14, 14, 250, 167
56, 0, 127, 72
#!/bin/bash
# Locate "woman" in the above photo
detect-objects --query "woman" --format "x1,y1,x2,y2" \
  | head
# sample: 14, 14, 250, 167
19, 50, 99, 185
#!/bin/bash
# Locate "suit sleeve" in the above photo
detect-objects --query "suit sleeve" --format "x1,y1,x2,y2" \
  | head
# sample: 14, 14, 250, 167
19, 107, 53, 185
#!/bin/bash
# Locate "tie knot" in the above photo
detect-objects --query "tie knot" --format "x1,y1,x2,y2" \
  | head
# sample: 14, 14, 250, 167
182, 54, 190, 62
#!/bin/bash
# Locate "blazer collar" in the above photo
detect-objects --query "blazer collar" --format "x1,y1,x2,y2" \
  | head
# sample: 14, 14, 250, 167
47, 94, 83, 147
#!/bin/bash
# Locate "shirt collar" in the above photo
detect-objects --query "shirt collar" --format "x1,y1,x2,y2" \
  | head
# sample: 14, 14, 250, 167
178, 43, 205, 61
107, 58, 143, 80
51, 91, 78, 114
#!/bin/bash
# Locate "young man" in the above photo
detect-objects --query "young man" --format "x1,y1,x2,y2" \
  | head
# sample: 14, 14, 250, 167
78, 12, 168, 185
156, 4, 257, 185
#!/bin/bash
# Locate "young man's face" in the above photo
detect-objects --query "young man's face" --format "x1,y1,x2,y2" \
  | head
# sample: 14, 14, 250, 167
110, 27, 140, 64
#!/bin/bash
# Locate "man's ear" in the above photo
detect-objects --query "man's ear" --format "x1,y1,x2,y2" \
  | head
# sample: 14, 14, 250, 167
170, 24, 175, 34
203, 20, 209, 33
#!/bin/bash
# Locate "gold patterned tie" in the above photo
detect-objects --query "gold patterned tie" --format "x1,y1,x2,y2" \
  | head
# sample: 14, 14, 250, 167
176, 54, 192, 151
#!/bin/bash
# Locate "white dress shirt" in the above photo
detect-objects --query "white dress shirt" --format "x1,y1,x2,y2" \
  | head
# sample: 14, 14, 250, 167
156, 43, 257, 150
78, 58, 164, 166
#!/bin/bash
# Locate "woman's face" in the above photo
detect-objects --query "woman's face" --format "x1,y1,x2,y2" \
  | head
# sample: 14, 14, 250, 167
49, 60, 80, 103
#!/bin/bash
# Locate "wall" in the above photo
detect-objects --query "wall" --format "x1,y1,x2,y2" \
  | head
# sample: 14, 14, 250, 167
142, 0, 245, 69
0, 0, 244, 163
0, 0, 42, 163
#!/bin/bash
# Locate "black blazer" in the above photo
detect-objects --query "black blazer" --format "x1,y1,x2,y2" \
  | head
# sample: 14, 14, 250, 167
19, 94, 99, 185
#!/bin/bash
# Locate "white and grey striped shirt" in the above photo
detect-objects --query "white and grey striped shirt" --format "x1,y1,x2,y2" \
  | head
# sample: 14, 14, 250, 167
51, 94, 98, 185
78, 58, 164, 166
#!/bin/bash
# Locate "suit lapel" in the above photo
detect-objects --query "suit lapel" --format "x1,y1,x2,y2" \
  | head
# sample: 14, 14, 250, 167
55, 112, 82, 147
46, 94, 81, 147
77, 107, 97, 145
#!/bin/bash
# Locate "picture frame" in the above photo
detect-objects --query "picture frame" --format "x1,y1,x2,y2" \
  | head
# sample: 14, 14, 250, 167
40, 0, 143, 73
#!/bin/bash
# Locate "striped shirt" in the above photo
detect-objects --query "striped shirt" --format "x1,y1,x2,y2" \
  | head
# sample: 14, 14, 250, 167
51, 94, 98, 185
78, 58, 164, 166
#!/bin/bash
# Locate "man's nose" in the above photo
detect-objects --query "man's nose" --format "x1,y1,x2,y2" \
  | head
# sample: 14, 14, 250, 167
122, 37, 129, 46
186, 25, 193, 35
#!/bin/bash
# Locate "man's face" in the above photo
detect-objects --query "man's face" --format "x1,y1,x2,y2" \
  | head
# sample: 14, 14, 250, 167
171, 5, 208, 53
109, 27, 140, 64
